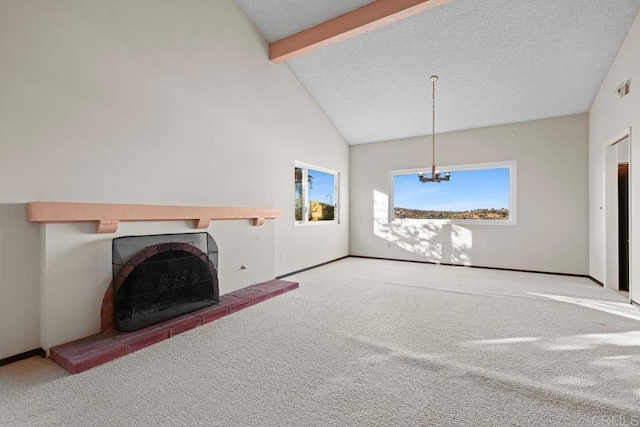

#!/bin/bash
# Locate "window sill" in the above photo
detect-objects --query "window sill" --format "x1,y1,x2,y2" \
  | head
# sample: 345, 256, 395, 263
295, 220, 339, 227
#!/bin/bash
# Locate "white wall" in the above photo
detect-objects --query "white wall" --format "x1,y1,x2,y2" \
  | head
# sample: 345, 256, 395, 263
0, 205, 41, 358
589, 11, 640, 299
0, 0, 349, 357
350, 114, 589, 275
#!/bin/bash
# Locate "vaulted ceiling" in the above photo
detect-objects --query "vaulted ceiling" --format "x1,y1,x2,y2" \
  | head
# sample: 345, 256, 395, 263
235, 0, 640, 145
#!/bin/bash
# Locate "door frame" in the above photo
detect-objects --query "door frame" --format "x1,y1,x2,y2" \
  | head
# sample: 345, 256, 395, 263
603, 128, 632, 302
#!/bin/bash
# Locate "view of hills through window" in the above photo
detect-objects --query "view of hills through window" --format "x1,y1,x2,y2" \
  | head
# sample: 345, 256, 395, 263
393, 167, 510, 220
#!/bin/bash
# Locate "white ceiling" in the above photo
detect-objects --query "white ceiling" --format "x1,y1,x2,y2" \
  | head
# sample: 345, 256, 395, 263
235, 0, 640, 145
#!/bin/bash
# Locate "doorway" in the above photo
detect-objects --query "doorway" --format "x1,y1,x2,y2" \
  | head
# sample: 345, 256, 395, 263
604, 133, 630, 296
618, 162, 629, 292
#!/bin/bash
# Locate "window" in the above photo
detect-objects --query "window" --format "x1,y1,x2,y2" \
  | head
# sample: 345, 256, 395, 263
390, 161, 516, 225
295, 162, 338, 224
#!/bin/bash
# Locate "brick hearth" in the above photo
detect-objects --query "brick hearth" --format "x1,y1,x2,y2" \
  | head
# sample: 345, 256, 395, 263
50, 279, 299, 374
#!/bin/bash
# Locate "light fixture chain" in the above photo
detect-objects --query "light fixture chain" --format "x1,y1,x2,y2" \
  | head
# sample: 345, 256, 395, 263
418, 74, 448, 184
432, 75, 436, 171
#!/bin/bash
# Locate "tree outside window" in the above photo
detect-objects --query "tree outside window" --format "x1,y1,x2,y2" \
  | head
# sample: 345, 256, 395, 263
295, 162, 338, 224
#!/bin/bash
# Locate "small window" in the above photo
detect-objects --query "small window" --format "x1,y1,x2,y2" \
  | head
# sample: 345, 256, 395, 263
390, 161, 516, 225
295, 162, 338, 225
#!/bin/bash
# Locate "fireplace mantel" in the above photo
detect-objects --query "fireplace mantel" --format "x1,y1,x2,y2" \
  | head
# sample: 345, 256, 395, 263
27, 202, 281, 233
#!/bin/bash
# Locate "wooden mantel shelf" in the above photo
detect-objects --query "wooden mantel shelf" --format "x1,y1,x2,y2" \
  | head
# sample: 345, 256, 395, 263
27, 202, 281, 234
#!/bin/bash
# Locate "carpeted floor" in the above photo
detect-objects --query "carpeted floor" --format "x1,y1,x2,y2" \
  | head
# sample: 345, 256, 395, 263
1, 258, 640, 426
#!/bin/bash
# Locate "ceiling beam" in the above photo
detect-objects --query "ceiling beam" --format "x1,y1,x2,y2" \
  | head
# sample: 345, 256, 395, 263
269, 0, 451, 64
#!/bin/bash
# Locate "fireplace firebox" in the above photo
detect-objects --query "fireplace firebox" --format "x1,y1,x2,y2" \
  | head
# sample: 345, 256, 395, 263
112, 233, 219, 332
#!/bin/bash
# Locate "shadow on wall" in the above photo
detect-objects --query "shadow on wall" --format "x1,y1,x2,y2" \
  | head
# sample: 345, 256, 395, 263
373, 190, 473, 265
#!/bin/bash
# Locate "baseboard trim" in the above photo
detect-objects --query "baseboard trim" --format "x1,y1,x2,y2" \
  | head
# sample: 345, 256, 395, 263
276, 256, 349, 279
277, 254, 590, 280
0, 348, 46, 367
349, 255, 590, 279
587, 276, 604, 287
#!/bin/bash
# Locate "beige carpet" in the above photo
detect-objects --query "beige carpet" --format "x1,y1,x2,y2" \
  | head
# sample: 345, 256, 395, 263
2, 258, 640, 426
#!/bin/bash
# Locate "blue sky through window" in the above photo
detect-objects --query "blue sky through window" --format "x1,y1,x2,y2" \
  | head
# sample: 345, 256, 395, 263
394, 168, 509, 211
308, 169, 335, 205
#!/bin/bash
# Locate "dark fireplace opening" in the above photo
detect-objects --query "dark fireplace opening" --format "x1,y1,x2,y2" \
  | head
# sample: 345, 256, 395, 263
112, 233, 219, 332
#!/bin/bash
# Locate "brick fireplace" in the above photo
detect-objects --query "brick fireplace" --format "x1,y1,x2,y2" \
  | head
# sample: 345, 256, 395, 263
28, 201, 288, 372
49, 233, 299, 374
104, 233, 220, 332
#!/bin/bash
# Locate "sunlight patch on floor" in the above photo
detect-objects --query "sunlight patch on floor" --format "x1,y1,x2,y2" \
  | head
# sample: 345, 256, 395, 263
553, 376, 597, 387
527, 293, 640, 321
464, 337, 541, 346
546, 331, 640, 351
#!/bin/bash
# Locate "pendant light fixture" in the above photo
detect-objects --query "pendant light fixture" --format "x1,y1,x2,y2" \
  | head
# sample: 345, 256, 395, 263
418, 75, 450, 183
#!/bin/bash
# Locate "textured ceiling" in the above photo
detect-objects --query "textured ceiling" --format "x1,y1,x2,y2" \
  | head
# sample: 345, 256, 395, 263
235, 0, 374, 43
235, 0, 640, 145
